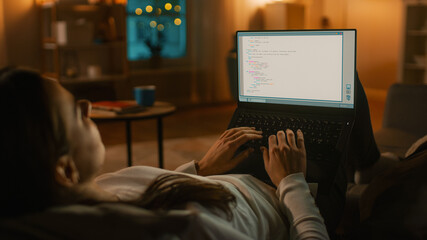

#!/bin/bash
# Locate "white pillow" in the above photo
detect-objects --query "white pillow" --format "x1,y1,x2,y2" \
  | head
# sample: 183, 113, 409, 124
405, 134, 427, 158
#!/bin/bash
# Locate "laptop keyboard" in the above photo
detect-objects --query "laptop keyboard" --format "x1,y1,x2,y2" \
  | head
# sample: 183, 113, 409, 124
231, 111, 345, 164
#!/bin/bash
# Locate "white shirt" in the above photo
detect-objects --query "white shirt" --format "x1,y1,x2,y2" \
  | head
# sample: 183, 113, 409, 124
96, 161, 329, 240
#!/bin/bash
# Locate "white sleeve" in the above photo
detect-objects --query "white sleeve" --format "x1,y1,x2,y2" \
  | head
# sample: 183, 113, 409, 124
174, 160, 198, 175
276, 173, 329, 240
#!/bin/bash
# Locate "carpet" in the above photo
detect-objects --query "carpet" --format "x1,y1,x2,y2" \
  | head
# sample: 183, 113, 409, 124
99, 134, 220, 175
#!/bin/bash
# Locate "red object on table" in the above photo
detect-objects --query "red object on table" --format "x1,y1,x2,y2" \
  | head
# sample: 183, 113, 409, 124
92, 101, 145, 114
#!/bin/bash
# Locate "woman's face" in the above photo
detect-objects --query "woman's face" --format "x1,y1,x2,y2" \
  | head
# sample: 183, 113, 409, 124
45, 80, 105, 182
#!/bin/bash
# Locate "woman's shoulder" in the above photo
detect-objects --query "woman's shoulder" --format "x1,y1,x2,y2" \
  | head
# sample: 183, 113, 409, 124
95, 166, 176, 201
97, 166, 173, 181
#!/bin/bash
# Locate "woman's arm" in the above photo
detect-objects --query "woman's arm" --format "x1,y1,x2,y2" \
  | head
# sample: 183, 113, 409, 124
262, 129, 329, 240
277, 173, 329, 240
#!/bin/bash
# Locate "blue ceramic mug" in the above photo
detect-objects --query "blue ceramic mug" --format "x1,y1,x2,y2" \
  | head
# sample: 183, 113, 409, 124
134, 85, 156, 106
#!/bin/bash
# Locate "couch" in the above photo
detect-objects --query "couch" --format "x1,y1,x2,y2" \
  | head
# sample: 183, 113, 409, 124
0, 203, 217, 239
374, 83, 427, 158
337, 83, 427, 239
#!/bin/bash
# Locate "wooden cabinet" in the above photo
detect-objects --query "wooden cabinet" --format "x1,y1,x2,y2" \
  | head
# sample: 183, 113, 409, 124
39, 1, 128, 83
400, 0, 427, 84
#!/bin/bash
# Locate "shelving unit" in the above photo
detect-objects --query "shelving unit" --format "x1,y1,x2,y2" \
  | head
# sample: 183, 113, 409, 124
400, 0, 427, 84
39, 1, 128, 83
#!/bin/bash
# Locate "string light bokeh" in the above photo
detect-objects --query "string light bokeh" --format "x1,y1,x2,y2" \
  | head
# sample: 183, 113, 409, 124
127, 0, 186, 60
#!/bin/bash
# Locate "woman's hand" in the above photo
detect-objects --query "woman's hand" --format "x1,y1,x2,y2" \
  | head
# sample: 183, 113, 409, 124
197, 127, 262, 176
261, 129, 307, 187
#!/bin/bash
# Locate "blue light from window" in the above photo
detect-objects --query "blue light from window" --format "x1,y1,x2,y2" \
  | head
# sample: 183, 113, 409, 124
127, 0, 186, 61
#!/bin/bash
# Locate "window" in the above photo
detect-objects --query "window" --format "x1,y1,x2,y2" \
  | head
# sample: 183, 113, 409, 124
126, 0, 186, 61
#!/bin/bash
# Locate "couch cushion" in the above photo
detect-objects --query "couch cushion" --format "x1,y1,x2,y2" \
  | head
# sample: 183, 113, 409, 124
381, 83, 427, 137
0, 203, 195, 240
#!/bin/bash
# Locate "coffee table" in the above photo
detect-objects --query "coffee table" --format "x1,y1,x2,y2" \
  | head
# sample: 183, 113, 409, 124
90, 101, 176, 168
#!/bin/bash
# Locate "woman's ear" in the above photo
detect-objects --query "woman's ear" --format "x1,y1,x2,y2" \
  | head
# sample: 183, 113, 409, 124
55, 155, 80, 187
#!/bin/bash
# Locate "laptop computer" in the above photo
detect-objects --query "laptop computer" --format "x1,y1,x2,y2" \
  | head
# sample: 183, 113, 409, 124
227, 29, 357, 192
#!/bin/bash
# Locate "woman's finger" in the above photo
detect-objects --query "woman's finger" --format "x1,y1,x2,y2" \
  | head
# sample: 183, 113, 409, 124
220, 127, 255, 139
268, 134, 277, 150
269, 134, 282, 160
296, 129, 305, 150
231, 133, 262, 148
286, 129, 296, 148
226, 129, 262, 142
277, 130, 287, 147
261, 146, 269, 167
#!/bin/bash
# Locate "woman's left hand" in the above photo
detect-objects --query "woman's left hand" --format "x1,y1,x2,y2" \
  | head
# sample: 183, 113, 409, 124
261, 129, 307, 187
196, 127, 263, 176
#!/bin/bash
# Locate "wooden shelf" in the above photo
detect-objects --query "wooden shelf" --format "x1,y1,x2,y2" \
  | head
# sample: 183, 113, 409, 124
59, 74, 127, 84
41, 1, 124, 9
43, 42, 57, 50
404, 0, 427, 4
400, 0, 427, 84
42, 38, 56, 44
407, 30, 427, 36
39, 2, 128, 84
405, 63, 426, 69
43, 41, 126, 50
40, 2, 55, 9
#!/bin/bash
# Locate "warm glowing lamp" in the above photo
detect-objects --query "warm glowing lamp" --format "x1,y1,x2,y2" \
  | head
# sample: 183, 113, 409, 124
165, 3, 172, 11
174, 5, 181, 12
157, 24, 165, 31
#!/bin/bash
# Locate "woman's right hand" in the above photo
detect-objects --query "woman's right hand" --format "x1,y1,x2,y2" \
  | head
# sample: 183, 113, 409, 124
197, 127, 262, 176
261, 129, 307, 187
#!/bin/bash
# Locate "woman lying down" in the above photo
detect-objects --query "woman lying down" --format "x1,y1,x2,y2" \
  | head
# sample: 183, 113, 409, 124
0, 67, 328, 240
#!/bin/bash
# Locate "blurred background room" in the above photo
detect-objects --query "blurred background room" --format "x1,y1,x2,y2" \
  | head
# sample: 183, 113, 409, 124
0, 0, 423, 172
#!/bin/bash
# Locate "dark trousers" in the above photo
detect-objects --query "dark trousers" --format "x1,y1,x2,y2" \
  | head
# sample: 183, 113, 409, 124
227, 72, 380, 238
322, 72, 380, 238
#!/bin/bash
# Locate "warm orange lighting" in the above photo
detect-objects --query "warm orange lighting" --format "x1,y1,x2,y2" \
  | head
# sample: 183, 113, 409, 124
37, 0, 127, 5
150, 21, 157, 28
114, 0, 127, 4
174, 5, 181, 12
157, 24, 165, 31
156, 8, 162, 15
135, 8, 142, 15
36, 0, 55, 5
174, 18, 182, 26
165, 3, 172, 11
146, 5, 153, 13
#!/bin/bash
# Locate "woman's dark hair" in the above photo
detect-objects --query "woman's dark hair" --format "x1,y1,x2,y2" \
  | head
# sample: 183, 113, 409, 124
0, 67, 236, 219
0, 67, 68, 217
136, 174, 236, 220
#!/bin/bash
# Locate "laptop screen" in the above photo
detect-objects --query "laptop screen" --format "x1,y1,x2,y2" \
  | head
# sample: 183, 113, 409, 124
238, 30, 356, 109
